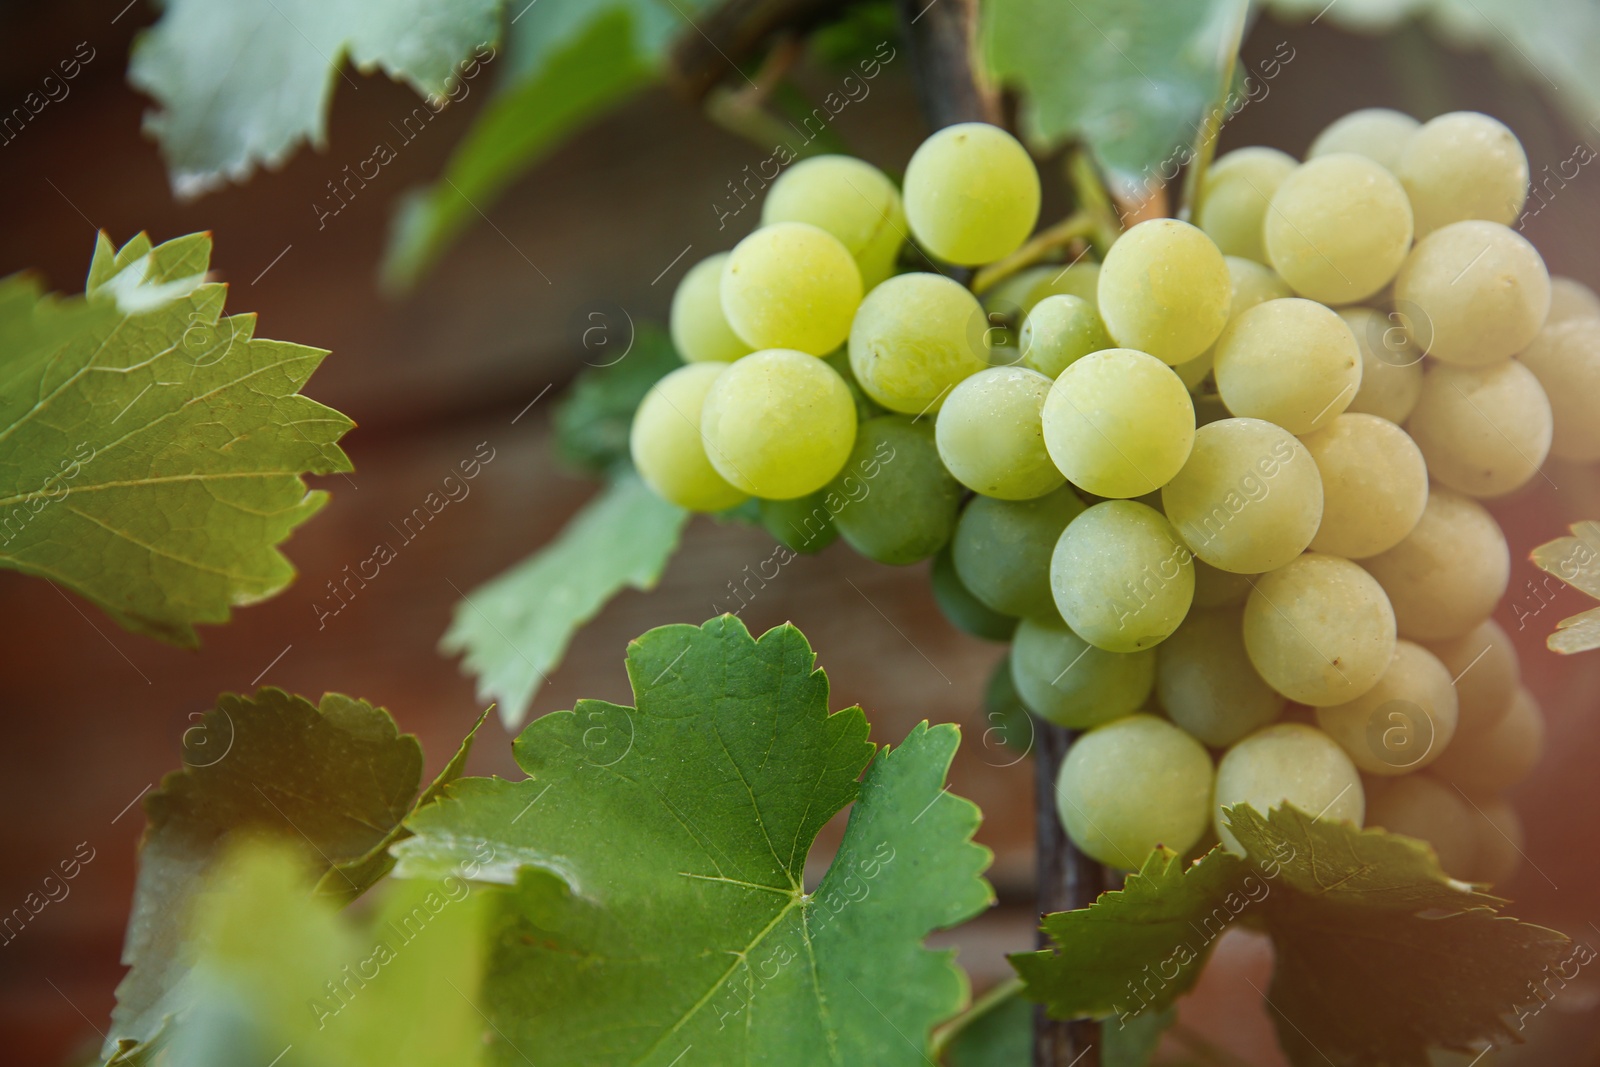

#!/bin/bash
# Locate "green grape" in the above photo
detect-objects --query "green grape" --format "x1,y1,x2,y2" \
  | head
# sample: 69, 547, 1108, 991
1339, 306, 1424, 424
1041, 349, 1195, 498
931, 546, 1017, 642
1098, 219, 1231, 364
935, 366, 1063, 499
1423, 620, 1518, 741
1393, 220, 1549, 366
1363, 774, 1478, 878
828, 415, 961, 563
1192, 558, 1254, 608
1196, 147, 1297, 263
1025, 261, 1101, 313
630, 364, 749, 511
700, 348, 857, 499
1213, 297, 1361, 434
1265, 153, 1413, 304
1397, 111, 1529, 236
1546, 275, 1600, 326
670, 253, 754, 363
1051, 500, 1194, 653
983, 265, 1054, 318
1429, 686, 1543, 792
1301, 413, 1428, 559
848, 272, 990, 414
1314, 641, 1459, 775
759, 491, 838, 554
1156, 607, 1284, 748
1173, 257, 1294, 391
1361, 489, 1508, 642
1243, 553, 1396, 706
1467, 796, 1523, 885
1307, 107, 1420, 170
1517, 317, 1600, 461
1161, 417, 1323, 574
1056, 714, 1214, 869
1214, 723, 1366, 856
720, 222, 862, 354
761, 154, 906, 290
952, 487, 1086, 618
903, 122, 1041, 266
1407, 360, 1551, 498
1010, 613, 1155, 728
1020, 294, 1112, 378
822, 346, 884, 423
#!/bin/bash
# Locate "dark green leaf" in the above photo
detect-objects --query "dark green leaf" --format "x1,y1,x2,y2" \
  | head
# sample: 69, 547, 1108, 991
550, 323, 680, 476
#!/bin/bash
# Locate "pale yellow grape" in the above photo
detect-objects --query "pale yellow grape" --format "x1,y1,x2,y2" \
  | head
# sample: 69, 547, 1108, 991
1214, 723, 1365, 855
1051, 501, 1194, 653
1264, 153, 1413, 304
1546, 275, 1600, 326
1467, 796, 1523, 884
1162, 417, 1323, 574
1398, 111, 1529, 235
721, 222, 862, 354
1056, 714, 1214, 869
1315, 641, 1458, 775
1041, 349, 1195, 498
1173, 258, 1293, 391
1192, 558, 1254, 608
1020, 294, 1112, 378
1243, 553, 1396, 706
1340, 306, 1424, 424
1363, 774, 1478, 877
1010, 613, 1155, 728
1518, 318, 1600, 461
903, 122, 1040, 266
1214, 298, 1361, 434
630, 364, 748, 511
1423, 620, 1518, 739
761, 155, 906, 289
1025, 261, 1101, 313
1393, 220, 1549, 366
1301, 413, 1429, 558
1361, 489, 1508, 641
1308, 108, 1420, 170
1430, 686, 1543, 792
670, 253, 755, 363
1406, 360, 1552, 498
935, 366, 1063, 499
699, 349, 856, 499
1098, 219, 1231, 364
1196, 147, 1297, 263
1157, 607, 1284, 747
848, 272, 989, 414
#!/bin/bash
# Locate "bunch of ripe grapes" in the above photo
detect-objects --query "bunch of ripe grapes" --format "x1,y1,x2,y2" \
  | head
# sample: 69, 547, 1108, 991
630, 109, 1599, 881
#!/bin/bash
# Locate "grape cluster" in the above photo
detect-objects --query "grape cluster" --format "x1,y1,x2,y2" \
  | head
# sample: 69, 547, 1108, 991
631, 108, 1597, 883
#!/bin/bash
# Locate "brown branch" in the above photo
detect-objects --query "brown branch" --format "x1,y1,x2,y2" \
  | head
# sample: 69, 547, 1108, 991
894, 0, 1000, 128
666, 0, 856, 103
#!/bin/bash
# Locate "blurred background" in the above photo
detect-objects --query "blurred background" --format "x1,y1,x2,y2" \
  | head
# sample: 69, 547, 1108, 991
2, 2, 1599, 1064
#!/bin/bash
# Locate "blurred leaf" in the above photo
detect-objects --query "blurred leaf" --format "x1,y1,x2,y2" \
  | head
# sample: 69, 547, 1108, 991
1530, 520, 1600, 653
941, 987, 1031, 1066
551, 323, 679, 476
0, 232, 351, 646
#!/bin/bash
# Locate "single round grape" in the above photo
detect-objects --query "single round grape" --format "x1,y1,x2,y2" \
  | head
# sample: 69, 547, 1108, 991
1308, 107, 1420, 170
1042, 349, 1195, 498
1406, 360, 1552, 498
720, 222, 862, 354
1361, 489, 1509, 642
1339, 306, 1424, 424
1156, 607, 1284, 748
1517, 317, 1600, 461
758, 491, 838, 554
1422, 620, 1518, 741
700, 348, 857, 499
761, 154, 906, 290
828, 415, 961, 564
953, 487, 1086, 619
1214, 298, 1361, 434
930, 546, 1016, 642
1011, 613, 1156, 728
1020, 294, 1112, 378
1098, 219, 1231, 364
1196, 147, 1297, 264
1056, 714, 1215, 869
1315, 641, 1459, 775
1301, 413, 1429, 558
935, 366, 1063, 499
1546, 275, 1600, 326
1051, 501, 1195, 653
1264, 153, 1413, 304
1214, 723, 1365, 856
1364, 774, 1478, 877
670, 253, 754, 363
848, 272, 990, 415
903, 122, 1040, 266
1025, 261, 1101, 313
1161, 418, 1323, 574
1429, 686, 1543, 792
1397, 111, 1529, 235
1192, 558, 1254, 608
1468, 796, 1524, 885
1243, 553, 1396, 706
1393, 220, 1549, 366
630, 364, 748, 511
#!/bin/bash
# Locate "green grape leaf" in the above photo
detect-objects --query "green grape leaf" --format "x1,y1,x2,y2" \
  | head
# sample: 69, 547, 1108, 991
1530, 520, 1600, 653
440, 472, 688, 729
550, 323, 680, 476
128, 0, 502, 197
396, 615, 994, 1066
0, 232, 352, 646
